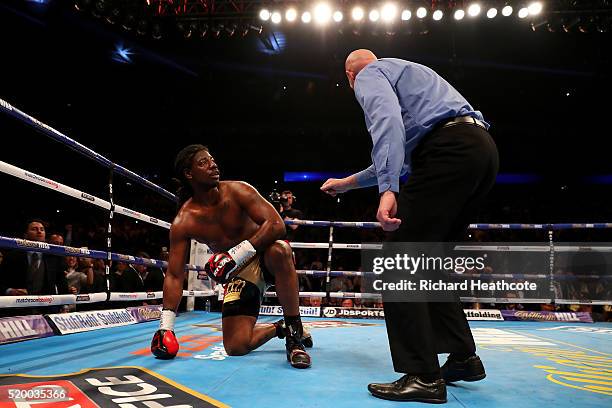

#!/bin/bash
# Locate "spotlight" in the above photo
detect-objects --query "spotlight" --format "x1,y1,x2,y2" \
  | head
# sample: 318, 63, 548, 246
454, 10, 465, 20
528, 2, 543, 16
249, 24, 263, 35
468, 4, 481, 17
314, 3, 332, 24
502, 5, 513, 16
333, 11, 343, 22
433, 10, 443, 21
239, 24, 249, 37
112, 43, 133, 63
92, 0, 106, 18
487, 8, 497, 19
582, 18, 597, 34
225, 23, 237, 36
151, 23, 162, 39
105, 7, 120, 24
518, 8, 529, 19
563, 17, 580, 32
401, 10, 411, 21
530, 19, 548, 32
184, 22, 197, 39
596, 17, 610, 33
416, 7, 427, 19
381, 3, 398, 22
271, 11, 282, 24
74, 0, 92, 12
259, 9, 271, 21
369, 9, 380, 22
121, 14, 136, 31
286, 8, 297, 22
352, 7, 364, 21
136, 19, 148, 35
211, 25, 221, 38
302, 11, 312, 23
417, 20, 429, 35
200, 23, 209, 38
177, 21, 194, 39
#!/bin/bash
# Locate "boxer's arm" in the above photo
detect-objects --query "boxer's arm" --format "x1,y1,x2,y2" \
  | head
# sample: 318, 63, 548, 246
233, 182, 285, 250
162, 224, 189, 312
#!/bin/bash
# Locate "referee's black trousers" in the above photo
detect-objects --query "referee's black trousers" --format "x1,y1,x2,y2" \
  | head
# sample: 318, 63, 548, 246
383, 123, 499, 374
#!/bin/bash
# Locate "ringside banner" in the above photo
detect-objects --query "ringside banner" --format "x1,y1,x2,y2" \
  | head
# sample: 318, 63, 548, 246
259, 305, 321, 317
0, 315, 54, 344
47, 309, 137, 334
501, 310, 593, 323
464, 309, 504, 321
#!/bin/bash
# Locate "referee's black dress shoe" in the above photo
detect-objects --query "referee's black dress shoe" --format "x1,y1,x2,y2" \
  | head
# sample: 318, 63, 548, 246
368, 375, 447, 403
441, 354, 486, 383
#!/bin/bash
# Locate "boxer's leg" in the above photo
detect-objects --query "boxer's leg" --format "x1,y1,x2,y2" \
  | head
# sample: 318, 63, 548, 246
221, 277, 277, 355
222, 315, 277, 355
264, 240, 311, 368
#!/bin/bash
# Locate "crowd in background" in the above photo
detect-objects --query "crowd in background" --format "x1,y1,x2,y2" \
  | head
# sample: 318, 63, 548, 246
0, 187, 610, 321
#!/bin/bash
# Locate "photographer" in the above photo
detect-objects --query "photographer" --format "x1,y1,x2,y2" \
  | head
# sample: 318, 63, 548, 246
279, 190, 303, 241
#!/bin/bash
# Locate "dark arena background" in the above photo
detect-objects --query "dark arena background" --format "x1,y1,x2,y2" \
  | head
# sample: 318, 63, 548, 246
0, 1, 611, 407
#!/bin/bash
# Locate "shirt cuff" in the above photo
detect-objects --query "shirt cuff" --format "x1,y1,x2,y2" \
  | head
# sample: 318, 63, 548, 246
378, 178, 400, 194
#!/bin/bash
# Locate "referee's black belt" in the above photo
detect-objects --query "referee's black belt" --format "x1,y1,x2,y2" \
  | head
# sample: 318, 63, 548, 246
440, 115, 487, 130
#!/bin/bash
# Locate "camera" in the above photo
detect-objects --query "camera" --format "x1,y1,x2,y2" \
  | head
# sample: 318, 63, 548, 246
269, 191, 281, 204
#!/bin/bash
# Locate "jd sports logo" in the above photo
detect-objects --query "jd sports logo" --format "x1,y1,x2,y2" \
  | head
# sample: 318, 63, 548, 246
0, 366, 227, 407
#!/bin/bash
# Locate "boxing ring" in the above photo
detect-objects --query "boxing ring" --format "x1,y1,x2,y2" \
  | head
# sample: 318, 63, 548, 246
0, 98, 611, 407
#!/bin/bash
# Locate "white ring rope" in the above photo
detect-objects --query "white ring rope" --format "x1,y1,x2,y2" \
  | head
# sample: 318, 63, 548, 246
0, 160, 171, 229
0, 290, 214, 308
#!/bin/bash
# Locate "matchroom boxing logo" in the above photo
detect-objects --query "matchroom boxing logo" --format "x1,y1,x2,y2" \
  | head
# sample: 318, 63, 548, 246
0, 367, 226, 407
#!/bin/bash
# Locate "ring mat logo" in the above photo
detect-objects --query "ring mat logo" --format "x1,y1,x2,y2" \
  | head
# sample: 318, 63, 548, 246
0, 366, 227, 407
131, 334, 223, 358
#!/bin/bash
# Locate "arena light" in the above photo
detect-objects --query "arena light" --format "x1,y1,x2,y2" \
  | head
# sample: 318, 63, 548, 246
136, 19, 148, 36
433, 10, 443, 21
468, 4, 481, 17
121, 14, 136, 31
270, 11, 281, 24
381, 3, 398, 22
369, 9, 380, 22
416, 7, 427, 19
563, 17, 580, 32
352, 6, 364, 21
528, 2, 543, 16
531, 18, 548, 31
152, 23, 162, 39
333, 10, 343, 22
285, 8, 297, 22
401, 9, 411, 21
259, 9, 271, 21
454, 9, 465, 20
487, 8, 497, 19
302, 11, 312, 23
502, 5, 513, 17
518, 7, 529, 19
314, 3, 332, 24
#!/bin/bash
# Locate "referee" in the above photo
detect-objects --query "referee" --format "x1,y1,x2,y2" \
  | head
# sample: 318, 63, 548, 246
321, 49, 498, 403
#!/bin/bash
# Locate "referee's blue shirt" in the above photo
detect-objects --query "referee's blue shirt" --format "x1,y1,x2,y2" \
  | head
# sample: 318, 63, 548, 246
353, 58, 489, 194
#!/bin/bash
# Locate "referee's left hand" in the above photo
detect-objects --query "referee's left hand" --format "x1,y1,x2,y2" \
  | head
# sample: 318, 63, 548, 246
377, 191, 402, 231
